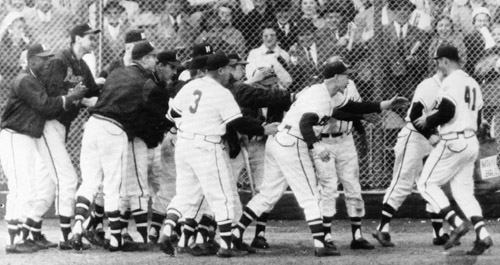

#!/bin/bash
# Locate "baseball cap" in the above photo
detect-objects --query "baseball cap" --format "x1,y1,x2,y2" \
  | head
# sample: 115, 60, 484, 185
157, 51, 181, 67
131, 41, 158, 60
125, 29, 146, 44
206, 51, 230, 71
192, 43, 214, 58
228, 53, 248, 65
70, 23, 100, 40
323, 61, 354, 79
472, 7, 491, 19
27, 43, 54, 59
432, 44, 460, 62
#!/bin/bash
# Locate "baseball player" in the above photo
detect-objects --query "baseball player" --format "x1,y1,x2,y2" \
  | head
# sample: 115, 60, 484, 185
71, 41, 159, 252
159, 52, 278, 258
373, 69, 447, 247
82, 29, 148, 248
0, 44, 87, 253
232, 61, 409, 257
226, 53, 295, 250
415, 45, 492, 255
315, 72, 376, 250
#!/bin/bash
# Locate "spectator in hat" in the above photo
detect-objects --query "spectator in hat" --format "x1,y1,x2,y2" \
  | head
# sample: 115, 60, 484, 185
196, 5, 246, 56
450, 0, 491, 35
0, 11, 30, 89
241, 0, 275, 50
99, 29, 148, 80
246, 22, 292, 89
270, 0, 300, 52
101, 1, 131, 66
464, 7, 494, 76
23, 0, 77, 51
380, 0, 429, 114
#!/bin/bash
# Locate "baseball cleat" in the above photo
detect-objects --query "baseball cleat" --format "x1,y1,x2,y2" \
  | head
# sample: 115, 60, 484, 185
432, 233, 450, 246
216, 247, 246, 258
33, 234, 58, 249
232, 235, 256, 253
314, 246, 341, 257
444, 223, 469, 250
160, 236, 176, 256
251, 236, 270, 249
6, 242, 39, 254
351, 237, 375, 250
122, 232, 134, 243
372, 230, 395, 247
109, 241, 145, 252
70, 233, 84, 251
186, 245, 213, 256
84, 230, 106, 247
325, 240, 338, 250
148, 227, 159, 244
466, 236, 493, 255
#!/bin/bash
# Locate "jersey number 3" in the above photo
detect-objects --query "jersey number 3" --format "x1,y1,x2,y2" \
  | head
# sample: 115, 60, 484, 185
464, 86, 476, 111
189, 90, 202, 113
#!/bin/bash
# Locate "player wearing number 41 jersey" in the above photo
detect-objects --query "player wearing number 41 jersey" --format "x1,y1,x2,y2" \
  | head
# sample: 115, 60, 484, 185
415, 45, 493, 255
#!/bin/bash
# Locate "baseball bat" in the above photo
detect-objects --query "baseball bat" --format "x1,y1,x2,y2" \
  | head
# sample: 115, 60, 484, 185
241, 146, 256, 196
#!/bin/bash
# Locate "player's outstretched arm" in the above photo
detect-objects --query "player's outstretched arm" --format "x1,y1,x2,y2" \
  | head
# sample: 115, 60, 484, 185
414, 98, 455, 131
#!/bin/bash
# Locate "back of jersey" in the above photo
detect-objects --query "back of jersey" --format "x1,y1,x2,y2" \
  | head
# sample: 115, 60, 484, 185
438, 70, 483, 134
172, 76, 242, 136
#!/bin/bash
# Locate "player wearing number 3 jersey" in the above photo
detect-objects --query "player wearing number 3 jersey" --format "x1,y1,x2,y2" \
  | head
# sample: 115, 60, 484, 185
415, 45, 493, 255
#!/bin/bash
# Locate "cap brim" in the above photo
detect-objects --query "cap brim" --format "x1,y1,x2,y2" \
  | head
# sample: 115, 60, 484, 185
342, 69, 355, 75
36, 51, 54, 57
432, 56, 441, 60
167, 61, 181, 67
83, 29, 101, 35
237, 60, 249, 65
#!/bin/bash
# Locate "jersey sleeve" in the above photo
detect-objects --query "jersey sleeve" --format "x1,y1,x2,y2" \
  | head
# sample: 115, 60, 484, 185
437, 80, 458, 107
219, 89, 242, 124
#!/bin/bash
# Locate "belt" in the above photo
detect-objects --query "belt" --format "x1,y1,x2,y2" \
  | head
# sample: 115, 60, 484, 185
178, 131, 222, 144
440, 130, 475, 140
278, 125, 304, 140
92, 114, 123, 130
320, 132, 344, 138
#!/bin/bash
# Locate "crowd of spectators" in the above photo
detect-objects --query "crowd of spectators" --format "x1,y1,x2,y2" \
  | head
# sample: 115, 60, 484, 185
1, 0, 500, 121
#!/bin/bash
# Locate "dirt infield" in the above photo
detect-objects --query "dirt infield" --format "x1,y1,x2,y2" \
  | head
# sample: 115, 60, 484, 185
1, 218, 499, 265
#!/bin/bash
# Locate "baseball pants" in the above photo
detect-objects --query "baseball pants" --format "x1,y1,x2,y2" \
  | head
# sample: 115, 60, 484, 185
121, 137, 149, 212
77, 116, 128, 213
0, 129, 38, 222
151, 142, 176, 214
315, 133, 365, 217
168, 134, 235, 223
384, 125, 433, 211
417, 132, 482, 219
246, 133, 321, 221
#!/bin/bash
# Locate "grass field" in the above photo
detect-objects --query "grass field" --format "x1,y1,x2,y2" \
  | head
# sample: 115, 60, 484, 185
1, 218, 499, 265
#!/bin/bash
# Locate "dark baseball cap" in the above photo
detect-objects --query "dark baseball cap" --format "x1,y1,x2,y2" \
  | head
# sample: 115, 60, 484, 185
125, 29, 146, 44
192, 43, 214, 58
27, 43, 54, 59
157, 51, 181, 67
131, 41, 158, 60
323, 61, 354, 79
206, 51, 230, 71
432, 44, 460, 62
228, 53, 248, 65
70, 23, 100, 39
189, 55, 208, 70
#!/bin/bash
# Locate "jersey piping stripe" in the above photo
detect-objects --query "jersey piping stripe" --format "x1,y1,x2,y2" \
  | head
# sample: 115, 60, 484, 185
214, 146, 230, 220
296, 139, 315, 197
383, 130, 412, 205
131, 141, 145, 209
193, 196, 205, 219
42, 135, 60, 216
420, 141, 447, 209
11, 133, 19, 216
222, 113, 243, 124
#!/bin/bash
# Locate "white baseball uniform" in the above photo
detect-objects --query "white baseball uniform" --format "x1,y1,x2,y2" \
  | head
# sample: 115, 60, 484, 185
246, 83, 346, 221
315, 80, 365, 218
384, 75, 441, 211
167, 76, 241, 223
417, 70, 483, 219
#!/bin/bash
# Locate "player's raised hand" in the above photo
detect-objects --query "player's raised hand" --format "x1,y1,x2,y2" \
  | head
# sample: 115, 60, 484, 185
428, 134, 440, 147
247, 67, 273, 84
66, 83, 88, 103
263, 122, 280, 136
413, 111, 428, 130
380, 96, 409, 110
363, 113, 381, 124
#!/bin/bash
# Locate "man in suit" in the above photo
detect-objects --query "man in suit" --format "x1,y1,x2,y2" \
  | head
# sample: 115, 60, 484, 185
380, 0, 429, 117
272, 0, 299, 52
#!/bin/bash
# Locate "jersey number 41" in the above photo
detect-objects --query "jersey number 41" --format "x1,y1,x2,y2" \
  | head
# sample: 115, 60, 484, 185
464, 86, 477, 111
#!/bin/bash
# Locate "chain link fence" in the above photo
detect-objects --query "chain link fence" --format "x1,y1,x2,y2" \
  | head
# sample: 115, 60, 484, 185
1, 0, 500, 192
